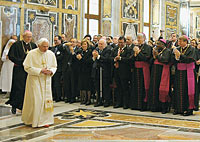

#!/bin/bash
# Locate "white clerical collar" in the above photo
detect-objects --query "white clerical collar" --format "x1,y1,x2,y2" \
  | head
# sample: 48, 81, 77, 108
23, 40, 29, 45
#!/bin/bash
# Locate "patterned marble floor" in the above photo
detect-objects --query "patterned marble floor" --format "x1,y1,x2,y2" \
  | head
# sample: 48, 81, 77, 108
0, 94, 200, 142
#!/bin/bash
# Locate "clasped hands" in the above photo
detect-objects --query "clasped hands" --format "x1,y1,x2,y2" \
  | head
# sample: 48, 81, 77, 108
153, 48, 158, 59
41, 68, 52, 75
76, 54, 82, 60
133, 46, 141, 56
173, 48, 181, 60
92, 50, 99, 59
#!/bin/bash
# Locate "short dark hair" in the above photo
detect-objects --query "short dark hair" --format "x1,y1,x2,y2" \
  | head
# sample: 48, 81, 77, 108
108, 36, 113, 40
191, 39, 198, 45
118, 36, 126, 42
84, 34, 92, 41
55, 35, 62, 41
171, 33, 177, 37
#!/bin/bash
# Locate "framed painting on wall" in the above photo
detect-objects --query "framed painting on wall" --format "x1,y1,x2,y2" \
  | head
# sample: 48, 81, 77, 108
165, 2, 178, 27
122, 22, 138, 40
122, 0, 139, 20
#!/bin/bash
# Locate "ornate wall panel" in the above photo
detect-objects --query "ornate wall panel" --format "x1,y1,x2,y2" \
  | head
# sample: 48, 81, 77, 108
0, 0, 81, 57
63, 0, 78, 10
0, 6, 20, 53
122, 0, 139, 20
103, 0, 112, 18
102, 20, 111, 36
62, 13, 77, 42
165, 3, 178, 27
26, 0, 58, 8
122, 22, 138, 40
165, 2, 179, 39
24, 9, 58, 46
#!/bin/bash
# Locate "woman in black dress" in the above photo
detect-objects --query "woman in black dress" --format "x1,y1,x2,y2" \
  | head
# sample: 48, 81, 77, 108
76, 40, 93, 105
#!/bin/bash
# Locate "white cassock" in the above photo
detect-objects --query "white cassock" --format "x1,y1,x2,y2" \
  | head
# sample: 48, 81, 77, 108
0, 39, 15, 92
22, 48, 57, 127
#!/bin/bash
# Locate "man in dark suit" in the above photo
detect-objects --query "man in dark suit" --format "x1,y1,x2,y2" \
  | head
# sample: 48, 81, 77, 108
126, 35, 135, 50
166, 33, 178, 49
92, 39, 112, 107
62, 41, 75, 103
111, 36, 131, 109
51, 35, 63, 102
71, 38, 82, 101
166, 33, 178, 103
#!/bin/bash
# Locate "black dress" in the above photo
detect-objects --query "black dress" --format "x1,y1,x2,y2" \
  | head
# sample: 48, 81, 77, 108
78, 50, 92, 91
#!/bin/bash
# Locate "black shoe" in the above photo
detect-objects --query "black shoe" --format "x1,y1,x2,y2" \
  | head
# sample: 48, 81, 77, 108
173, 110, 178, 115
94, 102, 102, 107
113, 104, 122, 108
55, 99, 61, 102
11, 107, 16, 114
183, 110, 193, 116
69, 100, 75, 104
140, 107, 147, 111
104, 103, 109, 107
161, 109, 167, 114
123, 105, 128, 109
65, 99, 70, 103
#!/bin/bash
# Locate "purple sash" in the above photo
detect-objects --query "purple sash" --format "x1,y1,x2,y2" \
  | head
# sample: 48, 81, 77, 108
154, 60, 170, 103
135, 61, 150, 102
177, 62, 195, 109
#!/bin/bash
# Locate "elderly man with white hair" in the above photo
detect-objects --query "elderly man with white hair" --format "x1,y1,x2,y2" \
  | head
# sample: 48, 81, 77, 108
6, 30, 37, 114
92, 38, 112, 107
22, 38, 57, 127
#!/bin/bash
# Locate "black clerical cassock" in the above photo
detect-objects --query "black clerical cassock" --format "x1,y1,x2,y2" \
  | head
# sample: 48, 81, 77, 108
6, 40, 37, 113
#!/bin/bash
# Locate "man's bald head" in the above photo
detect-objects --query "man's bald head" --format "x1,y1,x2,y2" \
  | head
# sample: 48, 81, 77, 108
23, 30, 32, 43
126, 35, 133, 45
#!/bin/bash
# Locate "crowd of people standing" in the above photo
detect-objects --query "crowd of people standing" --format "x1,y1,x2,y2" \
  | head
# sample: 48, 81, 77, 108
1, 31, 200, 123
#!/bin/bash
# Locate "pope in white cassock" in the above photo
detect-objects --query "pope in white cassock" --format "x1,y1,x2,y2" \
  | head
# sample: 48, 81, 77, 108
22, 38, 57, 128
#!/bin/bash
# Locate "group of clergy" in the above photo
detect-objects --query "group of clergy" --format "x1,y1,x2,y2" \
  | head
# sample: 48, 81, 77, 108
1, 30, 200, 129
49, 32, 199, 117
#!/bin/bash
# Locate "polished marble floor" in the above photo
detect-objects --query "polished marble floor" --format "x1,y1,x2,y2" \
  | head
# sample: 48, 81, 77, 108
0, 94, 200, 142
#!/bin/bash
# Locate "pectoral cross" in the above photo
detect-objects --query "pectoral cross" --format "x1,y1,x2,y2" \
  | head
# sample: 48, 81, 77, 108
42, 55, 47, 68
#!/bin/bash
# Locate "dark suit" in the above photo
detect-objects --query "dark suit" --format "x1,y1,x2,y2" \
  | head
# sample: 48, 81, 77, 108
166, 40, 178, 49
111, 46, 131, 108
126, 44, 135, 50
72, 46, 82, 98
62, 45, 75, 103
50, 44, 63, 101
92, 47, 112, 106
